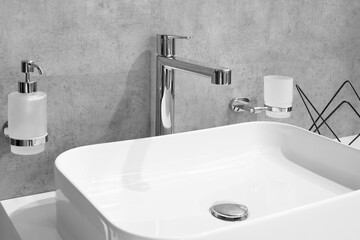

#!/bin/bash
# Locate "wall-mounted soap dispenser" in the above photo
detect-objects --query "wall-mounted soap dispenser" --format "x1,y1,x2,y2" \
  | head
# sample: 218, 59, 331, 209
4, 60, 48, 155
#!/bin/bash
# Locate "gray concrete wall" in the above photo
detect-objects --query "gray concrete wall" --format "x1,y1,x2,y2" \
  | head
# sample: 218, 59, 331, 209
0, 0, 359, 199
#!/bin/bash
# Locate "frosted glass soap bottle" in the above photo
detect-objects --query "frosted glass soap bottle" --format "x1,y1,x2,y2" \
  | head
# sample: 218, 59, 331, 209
8, 60, 47, 155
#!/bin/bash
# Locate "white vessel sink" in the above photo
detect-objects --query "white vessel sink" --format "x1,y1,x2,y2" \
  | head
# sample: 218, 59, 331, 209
55, 122, 360, 240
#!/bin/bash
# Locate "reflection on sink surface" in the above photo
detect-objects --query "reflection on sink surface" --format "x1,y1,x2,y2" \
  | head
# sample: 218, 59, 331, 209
55, 122, 360, 240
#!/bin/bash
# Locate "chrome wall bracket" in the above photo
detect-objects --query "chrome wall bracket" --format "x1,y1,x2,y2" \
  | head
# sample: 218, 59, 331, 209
230, 97, 292, 114
2, 121, 48, 147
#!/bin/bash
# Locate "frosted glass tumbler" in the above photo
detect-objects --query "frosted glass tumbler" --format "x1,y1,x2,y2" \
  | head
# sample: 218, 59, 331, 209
264, 75, 293, 118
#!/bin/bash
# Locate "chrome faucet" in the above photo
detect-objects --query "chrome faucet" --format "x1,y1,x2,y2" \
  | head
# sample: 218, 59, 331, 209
155, 34, 232, 136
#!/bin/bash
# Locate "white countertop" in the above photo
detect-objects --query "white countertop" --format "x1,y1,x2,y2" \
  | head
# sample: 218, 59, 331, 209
1, 192, 62, 240
339, 135, 360, 148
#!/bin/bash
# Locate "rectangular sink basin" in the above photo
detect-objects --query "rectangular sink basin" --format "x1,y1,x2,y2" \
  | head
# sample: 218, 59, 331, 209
55, 122, 360, 240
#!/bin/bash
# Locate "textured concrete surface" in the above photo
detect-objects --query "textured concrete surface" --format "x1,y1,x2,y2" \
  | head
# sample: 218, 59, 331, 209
0, 0, 359, 199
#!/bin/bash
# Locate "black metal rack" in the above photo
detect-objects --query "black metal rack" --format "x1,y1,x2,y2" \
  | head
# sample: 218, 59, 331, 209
296, 80, 360, 146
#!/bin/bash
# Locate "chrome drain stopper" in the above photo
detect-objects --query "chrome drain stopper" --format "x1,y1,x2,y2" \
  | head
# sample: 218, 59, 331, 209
210, 201, 248, 221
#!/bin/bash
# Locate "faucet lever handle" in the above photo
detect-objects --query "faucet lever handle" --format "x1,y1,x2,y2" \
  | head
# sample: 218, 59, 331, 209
167, 35, 191, 40
157, 34, 191, 57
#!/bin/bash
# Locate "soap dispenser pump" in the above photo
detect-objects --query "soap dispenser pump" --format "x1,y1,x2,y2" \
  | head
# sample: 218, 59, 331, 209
7, 60, 48, 155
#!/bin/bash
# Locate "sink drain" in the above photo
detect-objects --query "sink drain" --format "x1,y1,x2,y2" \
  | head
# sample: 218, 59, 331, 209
210, 201, 248, 221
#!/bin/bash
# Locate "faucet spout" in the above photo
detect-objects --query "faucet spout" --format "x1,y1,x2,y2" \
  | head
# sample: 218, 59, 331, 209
157, 56, 231, 85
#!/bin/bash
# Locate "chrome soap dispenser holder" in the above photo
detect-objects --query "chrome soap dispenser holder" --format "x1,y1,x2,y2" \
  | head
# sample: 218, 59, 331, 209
3, 60, 48, 148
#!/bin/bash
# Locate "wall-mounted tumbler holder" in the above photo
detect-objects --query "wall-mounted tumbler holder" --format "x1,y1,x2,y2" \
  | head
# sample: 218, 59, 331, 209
230, 76, 294, 119
230, 97, 292, 114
